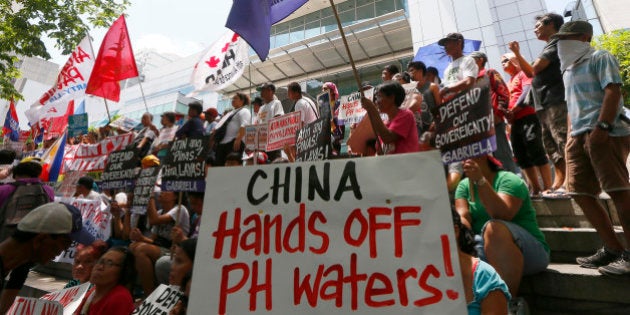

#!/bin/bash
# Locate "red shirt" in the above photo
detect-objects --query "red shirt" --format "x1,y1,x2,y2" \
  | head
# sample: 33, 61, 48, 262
507, 71, 536, 120
379, 109, 419, 154
74, 285, 134, 315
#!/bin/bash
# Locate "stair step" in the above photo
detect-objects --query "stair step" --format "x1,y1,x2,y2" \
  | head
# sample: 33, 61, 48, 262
541, 227, 626, 263
532, 198, 619, 228
521, 263, 630, 314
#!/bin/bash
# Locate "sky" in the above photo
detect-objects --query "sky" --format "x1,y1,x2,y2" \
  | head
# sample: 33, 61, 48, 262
46, 0, 571, 66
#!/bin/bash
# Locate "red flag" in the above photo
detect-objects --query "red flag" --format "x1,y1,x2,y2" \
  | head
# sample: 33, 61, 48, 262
86, 14, 138, 102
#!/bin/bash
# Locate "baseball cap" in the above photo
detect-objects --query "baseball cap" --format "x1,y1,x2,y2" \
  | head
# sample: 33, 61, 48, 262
17, 203, 95, 245
141, 154, 160, 168
243, 151, 268, 164
205, 107, 219, 117
257, 82, 276, 92
469, 51, 487, 62
551, 20, 593, 39
77, 176, 94, 189
438, 32, 464, 46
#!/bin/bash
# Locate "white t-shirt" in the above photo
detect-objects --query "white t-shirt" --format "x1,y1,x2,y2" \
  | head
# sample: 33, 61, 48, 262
442, 55, 478, 86
293, 98, 319, 125
256, 98, 284, 124
152, 205, 190, 241
219, 107, 252, 144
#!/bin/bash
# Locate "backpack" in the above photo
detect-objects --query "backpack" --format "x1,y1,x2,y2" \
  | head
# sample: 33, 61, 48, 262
0, 182, 50, 240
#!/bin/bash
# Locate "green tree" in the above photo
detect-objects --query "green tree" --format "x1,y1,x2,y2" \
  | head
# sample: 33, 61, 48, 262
0, 0, 129, 101
593, 29, 630, 106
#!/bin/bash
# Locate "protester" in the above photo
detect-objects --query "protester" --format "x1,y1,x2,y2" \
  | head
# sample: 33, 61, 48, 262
502, 52, 552, 198
322, 82, 344, 154
381, 64, 400, 82
203, 108, 219, 136
108, 192, 131, 247
257, 82, 285, 161
65, 240, 108, 289
74, 247, 136, 315
168, 238, 197, 287
360, 82, 419, 154
251, 97, 263, 116
551, 21, 630, 275
0, 203, 94, 298
288, 82, 318, 126
509, 13, 569, 198
438, 32, 478, 99
133, 112, 158, 157
469, 51, 519, 174
74, 176, 100, 200
407, 61, 441, 149
451, 207, 510, 314
175, 101, 205, 139
151, 111, 177, 161
455, 155, 549, 313
130, 192, 189, 297
426, 66, 442, 85
212, 92, 251, 167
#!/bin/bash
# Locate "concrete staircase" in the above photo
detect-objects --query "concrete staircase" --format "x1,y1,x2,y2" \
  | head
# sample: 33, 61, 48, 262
520, 197, 630, 315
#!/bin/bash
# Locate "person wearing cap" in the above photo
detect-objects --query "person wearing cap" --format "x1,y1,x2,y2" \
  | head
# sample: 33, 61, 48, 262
469, 51, 519, 174
257, 83, 285, 161
203, 107, 220, 136
175, 101, 205, 139
74, 176, 100, 200
508, 13, 569, 198
438, 32, 479, 99
552, 20, 630, 276
151, 111, 177, 160
0, 203, 94, 307
455, 155, 549, 302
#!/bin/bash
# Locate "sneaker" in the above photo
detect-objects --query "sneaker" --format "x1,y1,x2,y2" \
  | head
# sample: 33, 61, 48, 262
508, 297, 530, 315
576, 247, 621, 268
598, 251, 630, 276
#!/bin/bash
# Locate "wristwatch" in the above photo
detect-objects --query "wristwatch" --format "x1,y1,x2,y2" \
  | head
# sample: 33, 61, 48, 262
596, 121, 613, 132
474, 177, 487, 186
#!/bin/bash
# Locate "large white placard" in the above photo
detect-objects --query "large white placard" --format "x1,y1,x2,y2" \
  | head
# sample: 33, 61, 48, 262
189, 151, 466, 314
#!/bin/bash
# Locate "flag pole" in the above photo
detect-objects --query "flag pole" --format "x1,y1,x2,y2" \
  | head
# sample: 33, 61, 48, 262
328, 0, 363, 97
138, 77, 150, 112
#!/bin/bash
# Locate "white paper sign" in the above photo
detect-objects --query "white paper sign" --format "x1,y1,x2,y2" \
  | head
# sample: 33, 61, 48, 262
40, 283, 90, 315
132, 284, 183, 315
7, 297, 63, 315
189, 151, 466, 314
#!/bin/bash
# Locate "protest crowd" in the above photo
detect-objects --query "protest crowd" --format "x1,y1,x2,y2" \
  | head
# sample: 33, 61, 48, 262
1, 13, 629, 315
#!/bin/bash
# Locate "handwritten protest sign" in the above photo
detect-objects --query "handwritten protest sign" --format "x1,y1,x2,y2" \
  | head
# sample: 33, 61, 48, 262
54, 198, 111, 264
295, 117, 331, 162
54, 170, 84, 198
337, 87, 374, 124
68, 113, 88, 138
132, 284, 183, 315
433, 78, 495, 164
162, 136, 209, 192
100, 148, 139, 190
62, 133, 134, 180
189, 151, 466, 315
265, 112, 301, 151
132, 166, 160, 215
244, 125, 267, 151
40, 283, 90, 315
7, 297, 62, 315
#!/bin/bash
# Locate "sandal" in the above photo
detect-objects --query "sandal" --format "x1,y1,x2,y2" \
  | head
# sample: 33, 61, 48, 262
542, 187, 570, 199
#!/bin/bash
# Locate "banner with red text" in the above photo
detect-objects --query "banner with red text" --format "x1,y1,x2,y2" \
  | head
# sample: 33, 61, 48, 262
132, 284, 182, 315
337, 87, 374, 124
189, 151, 466, 314
53, 197, 111, 264
7, 297, 62, 315
61, 133, 134, 180
40, 283, 90, 315
265, 111, 301, 151
244, 124, 268, 152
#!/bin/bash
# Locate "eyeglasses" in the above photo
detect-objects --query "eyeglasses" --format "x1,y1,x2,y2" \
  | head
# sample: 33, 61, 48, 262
95, 258, 122, 268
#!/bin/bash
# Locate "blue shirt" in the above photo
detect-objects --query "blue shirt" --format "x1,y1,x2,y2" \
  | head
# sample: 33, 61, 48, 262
175, 116, 205, 139
563, 48, 630, 137
467, 259, 511, 315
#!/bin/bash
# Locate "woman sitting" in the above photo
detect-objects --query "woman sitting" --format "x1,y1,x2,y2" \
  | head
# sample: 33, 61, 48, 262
74, 247, 137, 315
65, 241, 108, 289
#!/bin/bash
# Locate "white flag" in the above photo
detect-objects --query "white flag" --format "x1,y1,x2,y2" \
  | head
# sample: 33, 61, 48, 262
189, 31, 249, 94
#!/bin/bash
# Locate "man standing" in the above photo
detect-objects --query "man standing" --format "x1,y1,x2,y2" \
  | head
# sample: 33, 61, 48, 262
509, 13, 569, 198
554, 21, 630, 275
469, 51, 519, 174
257, 83, 285, 161
288, 82, 318, 126
175, 101, 205, 139
438, 32, 478, 99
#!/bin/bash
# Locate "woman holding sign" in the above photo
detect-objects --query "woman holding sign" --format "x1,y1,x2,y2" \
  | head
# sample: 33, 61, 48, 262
360, 81, 419, 154
75, 247, 136, 315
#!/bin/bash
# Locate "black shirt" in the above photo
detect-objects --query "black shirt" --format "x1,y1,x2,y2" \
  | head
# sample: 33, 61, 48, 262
531, 38, 566, 110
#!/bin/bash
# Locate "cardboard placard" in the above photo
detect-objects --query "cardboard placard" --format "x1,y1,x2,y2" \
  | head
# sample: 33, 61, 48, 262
40, 283, 90, 315
100, 148, 139, 190
433, 78, 495, 164
295, 117, 331, 162
337, 88, 374, 125
265, 112, 302, 152
161, 136, 210, 192
189, 152, 466, 315
7, 297, 63, 315
245, 125, 268, 152
131, 166, 161, 215
132, 284, 183, 315
68, 113, 88, 138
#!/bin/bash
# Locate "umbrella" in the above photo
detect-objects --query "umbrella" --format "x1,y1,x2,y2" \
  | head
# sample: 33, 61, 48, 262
412, 39, 482, 79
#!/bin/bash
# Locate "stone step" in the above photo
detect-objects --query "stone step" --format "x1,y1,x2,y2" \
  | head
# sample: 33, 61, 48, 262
520, 263, 630, 314
541, 227, 626, 263
532, 197, 619, 228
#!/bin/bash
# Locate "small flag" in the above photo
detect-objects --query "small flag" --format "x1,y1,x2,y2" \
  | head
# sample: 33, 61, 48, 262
40, 132, 67, 182
3, 99, 20, 141
86, 14, 139, 102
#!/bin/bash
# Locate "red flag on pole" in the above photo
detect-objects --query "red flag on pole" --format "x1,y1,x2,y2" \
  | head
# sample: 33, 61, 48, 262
86, 14, 139, 102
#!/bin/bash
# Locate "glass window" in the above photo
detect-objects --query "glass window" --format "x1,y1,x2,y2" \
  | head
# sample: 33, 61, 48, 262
275, 31, 290, 47
375, 0, 395, 16
356, 0, 373, 6
305, 20, 321, 39
339, 10, 355, 27
321, 16, 337, 33
290, 16, 305, 30
290, 27, 305, 42
320, 6, 333, 18
357, 4, 375, 22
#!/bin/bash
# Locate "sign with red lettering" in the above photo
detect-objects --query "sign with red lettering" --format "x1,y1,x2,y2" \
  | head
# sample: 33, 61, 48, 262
61, 133, 134, 180
337, 87, 374, 124
7, 297, 63, 315
265, 111, 301, 151
40, 283, 90, 315
244, 124, 268, 152
189, 152, 466, 314
132, 284, 183, 315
